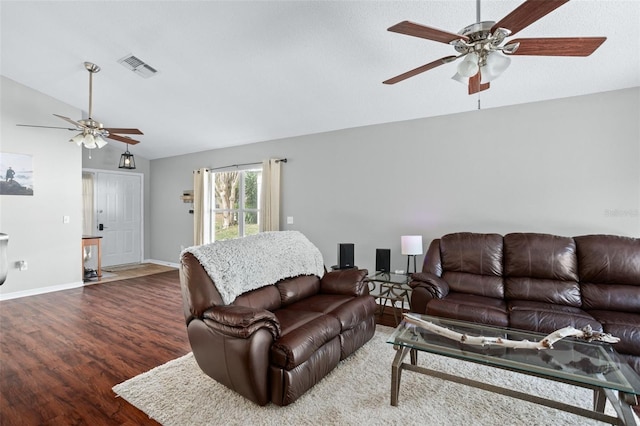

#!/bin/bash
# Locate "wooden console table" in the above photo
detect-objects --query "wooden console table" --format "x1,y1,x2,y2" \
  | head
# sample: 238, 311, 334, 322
82, 235, 102, 281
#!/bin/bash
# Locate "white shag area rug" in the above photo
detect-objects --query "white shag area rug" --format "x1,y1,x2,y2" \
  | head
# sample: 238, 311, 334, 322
113, 326, 632, 426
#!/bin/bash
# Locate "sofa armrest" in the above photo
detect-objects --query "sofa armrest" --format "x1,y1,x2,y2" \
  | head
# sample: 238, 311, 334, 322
409, 272, 450, 299
320, 268, 369, 296
202, 305, 280, 339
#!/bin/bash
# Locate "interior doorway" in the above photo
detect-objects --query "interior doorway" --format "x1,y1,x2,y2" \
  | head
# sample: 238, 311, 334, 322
83, 169, 143, 267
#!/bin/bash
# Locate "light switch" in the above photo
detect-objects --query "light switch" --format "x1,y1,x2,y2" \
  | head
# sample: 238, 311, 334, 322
287, 216, 294, 224
63, 216, 70, 224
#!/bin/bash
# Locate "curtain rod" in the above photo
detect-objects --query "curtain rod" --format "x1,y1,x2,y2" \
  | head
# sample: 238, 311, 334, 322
208, 158, 287, 171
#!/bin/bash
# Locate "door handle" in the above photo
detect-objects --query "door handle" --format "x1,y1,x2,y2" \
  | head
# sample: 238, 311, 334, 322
98, 224, 107, 231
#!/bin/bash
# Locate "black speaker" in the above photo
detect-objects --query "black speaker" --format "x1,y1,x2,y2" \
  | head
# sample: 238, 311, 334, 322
375, 248, 391, 273
337, 243, 355, 269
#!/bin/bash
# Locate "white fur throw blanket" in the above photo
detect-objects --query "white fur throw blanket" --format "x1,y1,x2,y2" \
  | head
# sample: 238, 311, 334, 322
183, 231, 325, 305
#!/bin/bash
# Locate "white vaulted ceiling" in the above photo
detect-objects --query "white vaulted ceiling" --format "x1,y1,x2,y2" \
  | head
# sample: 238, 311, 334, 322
1, 1, 638, 160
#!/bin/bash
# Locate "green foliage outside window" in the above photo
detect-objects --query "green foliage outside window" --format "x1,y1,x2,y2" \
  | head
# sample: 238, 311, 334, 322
213, 169, 260, 240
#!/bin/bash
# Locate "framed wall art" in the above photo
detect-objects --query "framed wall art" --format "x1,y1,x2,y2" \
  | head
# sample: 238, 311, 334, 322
0, 152, 33, 196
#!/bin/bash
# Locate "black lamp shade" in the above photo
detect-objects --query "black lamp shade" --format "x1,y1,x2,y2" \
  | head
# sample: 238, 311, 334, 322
119, 149, 136, 169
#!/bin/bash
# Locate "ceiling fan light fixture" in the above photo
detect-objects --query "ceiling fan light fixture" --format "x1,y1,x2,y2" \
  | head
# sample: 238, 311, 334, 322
83, 133, 97, 149
480, 52, 511, 84
95, 134, 108, 149
451, 72, 467, 84
457, 52, 479, 77
70, 133, 85, 146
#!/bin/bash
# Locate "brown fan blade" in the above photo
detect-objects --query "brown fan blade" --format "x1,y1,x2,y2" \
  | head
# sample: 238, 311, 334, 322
106, 133, 140, 145
383, 56, 457, 85
388, 21, 469, 44
505, 37, 606, 56
491, 0, 570, 36
468, 72, 490, 95
104, 127, 144, 135
53, 114, 87, 129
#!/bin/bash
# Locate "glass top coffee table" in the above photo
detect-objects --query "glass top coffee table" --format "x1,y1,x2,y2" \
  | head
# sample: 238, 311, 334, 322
388, 314, 640, 425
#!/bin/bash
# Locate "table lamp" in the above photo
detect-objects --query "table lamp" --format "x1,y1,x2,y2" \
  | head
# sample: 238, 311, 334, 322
401, 235, 423, 274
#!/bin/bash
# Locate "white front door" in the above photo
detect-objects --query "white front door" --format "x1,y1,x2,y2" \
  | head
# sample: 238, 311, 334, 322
95, 171, 142, 267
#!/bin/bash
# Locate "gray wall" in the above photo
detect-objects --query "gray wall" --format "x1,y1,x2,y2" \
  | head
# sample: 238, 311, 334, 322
0, 76, 83, 297
149, 88, 640, 273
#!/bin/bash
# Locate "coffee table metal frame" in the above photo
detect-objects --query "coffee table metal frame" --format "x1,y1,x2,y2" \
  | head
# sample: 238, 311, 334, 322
366, 272, 411, 325
389, 315, 639, 426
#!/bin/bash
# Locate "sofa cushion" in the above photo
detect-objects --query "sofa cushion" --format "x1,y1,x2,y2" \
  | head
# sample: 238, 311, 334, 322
505, 277, 581, 307
504, 233, 578, 281
441, 271, 504, 299
286, 294, 376, 332
440, 232, 503, 276
277, 275, 320, 307
327, 296, 377, 331
508, 300, 601, 334
575, 234, 640, 285
504, 233, 580, 307
234, 285, 282, 311
581, 283, 640, 313
575, 234, 640, 313
587, 310, 640, 356
271, 310, 341, 370
427, 292, 508, 327
286, 294, 354, 317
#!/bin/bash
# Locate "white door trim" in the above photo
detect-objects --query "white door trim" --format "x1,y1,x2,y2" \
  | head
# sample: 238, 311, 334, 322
82, 168, 144, 263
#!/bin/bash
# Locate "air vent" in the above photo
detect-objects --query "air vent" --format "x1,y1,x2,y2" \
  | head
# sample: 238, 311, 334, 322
117, 54, 158, 78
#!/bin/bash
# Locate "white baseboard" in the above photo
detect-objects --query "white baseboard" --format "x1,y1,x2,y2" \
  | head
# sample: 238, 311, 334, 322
144, 258, 180, 269
0, 280, 85, 301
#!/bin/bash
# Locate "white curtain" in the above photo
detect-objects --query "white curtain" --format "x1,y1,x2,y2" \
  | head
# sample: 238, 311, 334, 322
193, 168, 213, 245
82, 173, 94, 236
260, 159, 281, 232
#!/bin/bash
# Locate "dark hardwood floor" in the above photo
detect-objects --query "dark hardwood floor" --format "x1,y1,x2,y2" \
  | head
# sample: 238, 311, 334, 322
0, 271, 398, 425
0, 271, 190, 425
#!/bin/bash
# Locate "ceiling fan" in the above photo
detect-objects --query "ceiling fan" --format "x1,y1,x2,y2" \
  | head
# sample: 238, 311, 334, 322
17, 61, 143, 148
383, 0, 606, 95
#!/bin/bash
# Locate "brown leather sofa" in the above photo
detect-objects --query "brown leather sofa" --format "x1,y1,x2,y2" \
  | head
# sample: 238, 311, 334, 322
409, 232, 640, 375
180, 251, 376, 406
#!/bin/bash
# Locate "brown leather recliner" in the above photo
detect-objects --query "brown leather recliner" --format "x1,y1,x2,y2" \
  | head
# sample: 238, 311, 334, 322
409, 232, 640, 376
180, 251, 376, 406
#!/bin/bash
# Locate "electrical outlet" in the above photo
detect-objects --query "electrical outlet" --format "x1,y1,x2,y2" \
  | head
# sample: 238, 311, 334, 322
16, 260, 28, 271
287, 216, 294, 224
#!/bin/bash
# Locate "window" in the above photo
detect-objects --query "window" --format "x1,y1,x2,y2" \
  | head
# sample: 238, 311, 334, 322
212, 168, 262, 241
